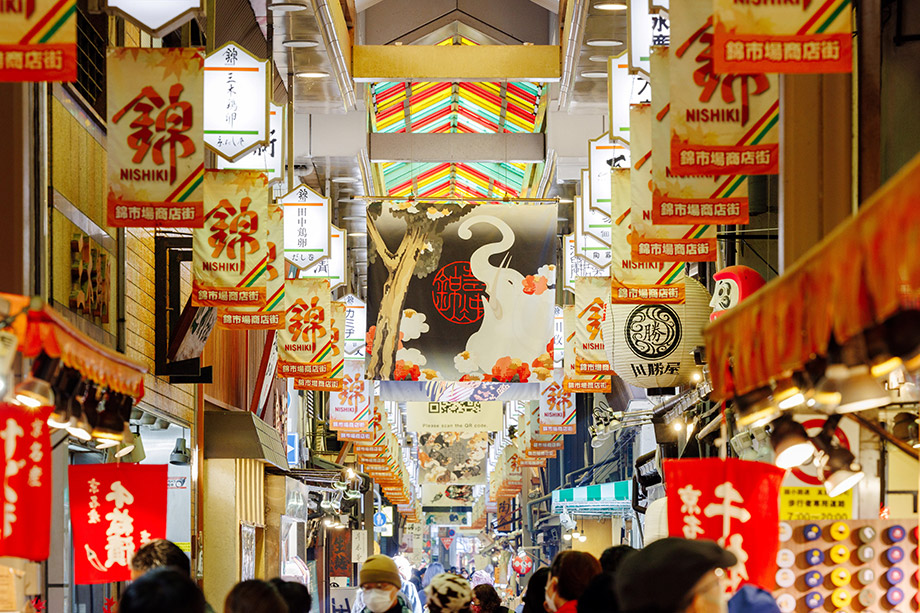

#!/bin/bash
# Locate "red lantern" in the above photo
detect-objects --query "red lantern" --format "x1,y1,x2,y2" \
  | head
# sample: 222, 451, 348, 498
511, 551, 533, 576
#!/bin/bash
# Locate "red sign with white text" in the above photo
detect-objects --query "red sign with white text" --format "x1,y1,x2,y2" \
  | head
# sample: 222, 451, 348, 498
665, 458, 784, 591
0, 0, 77, 82
0, 404, 53, 560
68, 464, 167, 585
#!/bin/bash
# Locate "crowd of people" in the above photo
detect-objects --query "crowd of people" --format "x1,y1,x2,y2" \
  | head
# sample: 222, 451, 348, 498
116, 537, 777, 613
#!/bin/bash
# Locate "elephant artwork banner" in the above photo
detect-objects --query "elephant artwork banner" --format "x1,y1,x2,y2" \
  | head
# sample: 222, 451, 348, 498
366, 202, 558, 382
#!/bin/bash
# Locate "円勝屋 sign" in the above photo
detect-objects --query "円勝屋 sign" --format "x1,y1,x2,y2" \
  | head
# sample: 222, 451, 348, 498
203, 42, 269, 162
107, 47, 205, 227
0, 0, 76, 82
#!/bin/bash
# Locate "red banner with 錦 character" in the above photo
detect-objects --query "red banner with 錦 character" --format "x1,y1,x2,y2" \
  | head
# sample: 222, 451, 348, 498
106, 47, 205, 227
294, 300, 344, 391
193, 170, 269, 308
68, 463, 167, 585
0, 0, 77, 82
0, 403, 53, 560
277, 278, 332, 378
664, 458, 784, 591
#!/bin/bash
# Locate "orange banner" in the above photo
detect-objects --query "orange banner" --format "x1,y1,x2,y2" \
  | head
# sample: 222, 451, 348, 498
276, 278, 331, 377
611, 279, 687, 305
0, 0, 76, 82
291, 300, 344, 390
563, 306, 611, 393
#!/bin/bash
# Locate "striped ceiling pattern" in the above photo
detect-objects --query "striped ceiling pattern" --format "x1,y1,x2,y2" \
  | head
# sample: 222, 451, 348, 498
371, 38, 545, 199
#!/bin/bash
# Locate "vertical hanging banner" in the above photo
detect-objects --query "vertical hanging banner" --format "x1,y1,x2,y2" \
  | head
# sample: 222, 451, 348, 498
342, 294, 367, 361
631, 103, 717, 264
216, 203, 284, 329
329, 360, 371, 431
539, 371, 576, 435
651, 46, 749, 227
203, 42, 269, 162
589, 133, 627, 217
102, 0, 203, 38
665, 458, 784, 591
0, 404, 53, 561
192, 170, 269, 308
608, 50, 648, 146
294, 300, 344, 391
563, 306, 610, 393
553, 304, 564, 368
69, 464, 168, 585
574, 277, 614, 375
712, 0, 852, 74
629, 0, 670, 76
277, 278, 332, 378
574, 193, 612, 270
300, 226, 347, 291
282, 184, 331, 270
670, 0, 780, 176
527, 401, 564, 451
0, 0, 76, 82
107, 47, 205, 228
217, 103, 285, 184
564, 234, 606, 294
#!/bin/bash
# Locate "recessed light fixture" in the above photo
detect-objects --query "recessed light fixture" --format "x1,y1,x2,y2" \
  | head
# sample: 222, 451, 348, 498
332, 177, 359, 183
296, 71, 330, 78
588, 54, 611, 62
580, 71, 608, 79
267, 1, 308, 11
586, 39, 624, 47
558, 197, 574, 203
283, 39, 320, 48
594, 2, 628, 10
348, 232, 368, 238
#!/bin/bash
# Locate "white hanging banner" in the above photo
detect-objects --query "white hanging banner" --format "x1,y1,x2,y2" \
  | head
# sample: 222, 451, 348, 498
564, 234, 606, 294
300, 225, 347, 291
203, 42, 269, 162
607, 50, 648, 147
282, 184, 330, 270
589, 132, 630, 217
218, 103, 285, 185
553, 305, 564, 369
103, 0, 202, 37
629, 1, 670, 76
342, 293, 367, 361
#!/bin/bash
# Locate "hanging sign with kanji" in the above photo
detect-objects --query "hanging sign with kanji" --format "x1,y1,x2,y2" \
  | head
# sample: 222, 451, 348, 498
217, 103, 285, 185
203, 42, 269, 162
589, 133, 624, 218
574, 194, 612, 270
277, 278, 332, 378
0, 0, 76, 82
329, 361, 372, 431
68, 464, 167, 585
664, 458, 784, 591
563, 306, 610, 393
300, 225, 347, 291
525, 400, 564, 452
564, 234, 606, 294
342, 293, 366, 361
608, 50, 648, 145
294, 300, 344, 391
712, 0, 852, 74
651, 46, 749, 227
216, 203, 284, 329
107, 47, 205, 228
540, 372, 576, 435
629, 0, 670, 76
0, 403, 53, 561
574, 277, 614, 375
102, 0, 202, 38
670, 0, 779, 176
193, 170, 269, 308
282, 184, 331, 270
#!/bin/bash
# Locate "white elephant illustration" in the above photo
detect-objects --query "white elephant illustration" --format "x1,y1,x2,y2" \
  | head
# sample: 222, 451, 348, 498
457, 215, 555, 373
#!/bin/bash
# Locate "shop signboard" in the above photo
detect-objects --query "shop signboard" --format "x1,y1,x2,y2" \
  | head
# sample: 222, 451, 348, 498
330, 587, 358, 613
664, 458, 784, 591
342, 293, 366, 360
203, 42, 269, 162
712, 0, 852, 74
299, 226, 347, 291
670, 0, 780, 176
106, 47, 205, 228
328, 361, 371, 431
192, 170, 269, 308
0, 0, 77, 82
539, 372, 576, 435
282, 184, 331, 270
68, 463, 168, 584
564, 234, 606, 295
276, 278, 332, 378
628, 0, 670, 76
607, 50, 647, 146
575, 191, 612, 269
0, 403, 53, 561
351, 529, 367, 563
553, 305, 564, 368
217, 103, 285, 184
574, 277, 614, 375
405, 401, 503, 433
779, 486, 852, 521
294, 300, 344, 391
563, 306, 610, 393
103, 0, 202, 38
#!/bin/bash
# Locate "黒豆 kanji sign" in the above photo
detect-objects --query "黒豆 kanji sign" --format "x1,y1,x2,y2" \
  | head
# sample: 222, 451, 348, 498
203, 42, 269, 162
68, 463, 167, 585
0, 0, 76, 82
193, 169, 269, 308
277, 278, 332, 378
0, 403, 53, 561
670, 0, 779, 177
713, 0, 851, 74
665, 458, 784, 591
103, 0, 203, 38
282, 184, 331, 270
106, 47, 205, 228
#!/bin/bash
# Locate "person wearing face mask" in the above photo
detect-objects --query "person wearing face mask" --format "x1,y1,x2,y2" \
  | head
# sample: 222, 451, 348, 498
544, 551, 601, 613
614, 538, 737, 613
357, 555, 415, 613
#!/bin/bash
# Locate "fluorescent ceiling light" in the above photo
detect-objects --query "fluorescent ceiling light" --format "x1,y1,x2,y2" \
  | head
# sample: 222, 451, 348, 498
586, 39, 624, 47
594, 2, 628, 9
588, 55, 611, 62
268, 2, 308, 11
580, 71, 608, 79
283, 39, 320, 48
332, 177, 359, 183
296, 71, 330, 78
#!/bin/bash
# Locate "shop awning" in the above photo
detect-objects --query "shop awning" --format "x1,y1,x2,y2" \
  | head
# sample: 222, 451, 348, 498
204, 410, 289, 470
705, 153, 920, 401
551, 480, 632, 517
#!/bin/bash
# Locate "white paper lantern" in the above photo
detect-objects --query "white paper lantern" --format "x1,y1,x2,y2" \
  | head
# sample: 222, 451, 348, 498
609, 276, 711, 388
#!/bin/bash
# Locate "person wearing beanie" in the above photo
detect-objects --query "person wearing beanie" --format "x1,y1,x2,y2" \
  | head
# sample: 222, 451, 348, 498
425, 572, 473, 613
357, 555, 415, 613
